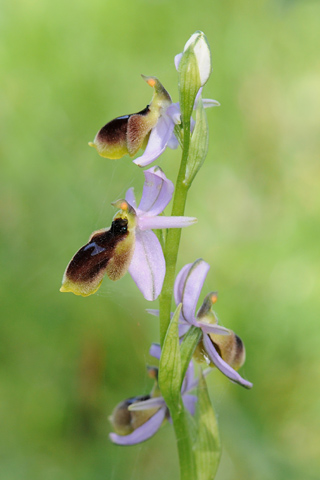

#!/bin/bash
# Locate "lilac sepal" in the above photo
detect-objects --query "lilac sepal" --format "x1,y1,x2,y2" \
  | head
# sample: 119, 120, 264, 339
203, 98, 220, 108
182, 359, 195, 392
146, 309, 159, 317
137, 166, 174, 216
138, 215, 197, 231
174, 53, 183, 70
109, 407, 167, 446
133, 115, 175, 167
203, 334, 253, 389
149, 342, 161, 359
181, 260, 210, 324
178, 323, 190, 337
197, 321, 230, 335
124, 187, 137, 209
182, 394, 197, 416
166, 103, 182, 124
124, 167, 195, 301
167, 134, 179, 149
128, 229, 165, 301
174, 263, 192, 306
129, 396, 166, 411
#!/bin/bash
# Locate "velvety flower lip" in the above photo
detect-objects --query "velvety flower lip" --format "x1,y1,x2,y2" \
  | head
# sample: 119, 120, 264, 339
109, 343, 198, 446
89, 76, 172, 161
60, 167, 196, 301
126, 166, 197, 301
174, 259, 253, 389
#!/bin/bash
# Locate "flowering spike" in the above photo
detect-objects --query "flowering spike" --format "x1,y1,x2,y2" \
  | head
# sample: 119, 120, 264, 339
89, 76, 171, 160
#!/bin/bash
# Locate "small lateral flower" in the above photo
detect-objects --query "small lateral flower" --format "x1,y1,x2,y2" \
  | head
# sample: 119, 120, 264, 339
174, 259, 253, 389
60, 167, 196, 301
109, 343, 198, 446
89, 75, 172, 161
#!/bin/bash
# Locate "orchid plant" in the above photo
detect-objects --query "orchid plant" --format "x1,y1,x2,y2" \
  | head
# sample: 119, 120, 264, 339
60, 31, 252, 480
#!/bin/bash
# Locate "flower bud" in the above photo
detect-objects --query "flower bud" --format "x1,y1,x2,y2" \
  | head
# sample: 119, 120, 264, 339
60, 201, 136, 296
109, 395, 160, 436
176, 31, 212, 87
89, 76, 171, 160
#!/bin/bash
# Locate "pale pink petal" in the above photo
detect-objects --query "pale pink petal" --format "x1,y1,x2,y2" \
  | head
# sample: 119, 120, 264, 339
125, 187, 137, 209
196, 322, 230, 336
174, 53, 183, 71
203, 334, 253, 389
129, 397, 166, 411
167, 133, 179, 149
182, 394, 197, 416
182, 361, 195, 393
138, 215, 197, 231
149, 343, 161, 359
203, 98, 220, 108
179, 323, 190, 337
174, 263, 194, 308
133, 115, 175, 167
181, 259, 210, 325
109, 407, 166, 446
137, 166, 174, 216
128, 230, 165, 301
166, 103, 181, 124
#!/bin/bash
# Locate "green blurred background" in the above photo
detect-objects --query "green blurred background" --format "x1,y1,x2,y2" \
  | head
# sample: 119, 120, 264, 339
1, 0, 320, 478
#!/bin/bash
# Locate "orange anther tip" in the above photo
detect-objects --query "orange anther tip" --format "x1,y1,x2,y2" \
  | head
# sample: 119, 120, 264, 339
148, 79, 156, 87
211, 293, 218, 304
120, 202, 128, 210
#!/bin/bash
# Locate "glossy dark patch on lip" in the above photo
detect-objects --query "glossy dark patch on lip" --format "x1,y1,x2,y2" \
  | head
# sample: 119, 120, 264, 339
97, 116, 129, 145
97, 105, 150, 145
66, 218, 128, 283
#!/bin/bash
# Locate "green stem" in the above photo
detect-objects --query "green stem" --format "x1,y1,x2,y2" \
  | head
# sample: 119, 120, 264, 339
171, 402, 196, 480
159, 122, 191, 346
159, 122, 194, 480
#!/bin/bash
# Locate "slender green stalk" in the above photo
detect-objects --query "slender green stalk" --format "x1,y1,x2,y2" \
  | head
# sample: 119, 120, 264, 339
172, 403, 197, 480
158, 122, 195, 480
159, 122, 191, 346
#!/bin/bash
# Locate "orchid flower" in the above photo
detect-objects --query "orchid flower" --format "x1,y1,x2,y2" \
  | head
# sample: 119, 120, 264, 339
60, 167, 196, 301
109, 343, 198, 446
89, 33, 218, 169
174, 259, 253, 389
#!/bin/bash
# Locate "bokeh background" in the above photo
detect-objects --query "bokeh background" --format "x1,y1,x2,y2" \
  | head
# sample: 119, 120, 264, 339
1, 0, 320, 478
